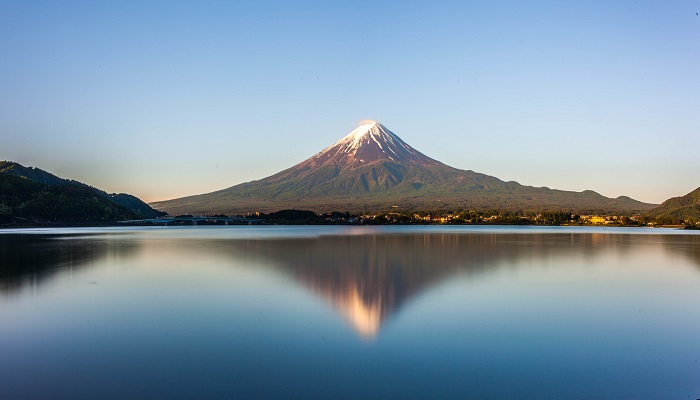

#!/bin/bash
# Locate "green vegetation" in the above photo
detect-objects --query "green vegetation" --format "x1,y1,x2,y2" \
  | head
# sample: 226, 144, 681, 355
0, 174, 137, 224
155, 208, 658, 227
265, 209, 318, 223
643, 187, 700, 226
0, 161, 166, 222
234, 207, 699, 227
108, 193, 166, 218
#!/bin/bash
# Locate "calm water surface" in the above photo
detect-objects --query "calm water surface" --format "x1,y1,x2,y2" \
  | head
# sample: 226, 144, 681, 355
1, 225, 699, 399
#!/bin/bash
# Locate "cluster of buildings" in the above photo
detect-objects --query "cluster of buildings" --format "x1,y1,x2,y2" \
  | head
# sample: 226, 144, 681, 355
355, 211, 645, 226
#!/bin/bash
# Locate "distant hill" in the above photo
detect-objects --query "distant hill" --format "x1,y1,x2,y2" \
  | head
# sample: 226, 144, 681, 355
0, 161, 166, 221
645, 187, 700, 221
151, 121, 655, 215
0, 162, 75, 186
0, 174, 137, 223
107, 193, 166, 219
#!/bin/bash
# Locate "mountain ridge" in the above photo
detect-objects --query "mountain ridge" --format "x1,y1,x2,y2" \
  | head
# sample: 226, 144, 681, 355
645, 187, 700, 221
0, 161, 165, 219
151, 121, 656, 215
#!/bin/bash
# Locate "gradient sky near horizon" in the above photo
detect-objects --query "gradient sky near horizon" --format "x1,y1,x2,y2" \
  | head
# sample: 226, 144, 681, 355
1, 1, 698, 204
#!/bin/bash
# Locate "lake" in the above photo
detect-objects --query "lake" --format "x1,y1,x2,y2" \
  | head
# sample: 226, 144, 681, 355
1, 225, 699, 399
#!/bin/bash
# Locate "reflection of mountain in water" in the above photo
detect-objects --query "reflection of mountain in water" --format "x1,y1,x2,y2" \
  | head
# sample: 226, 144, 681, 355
2, 230, 699, 337
243, 234, 505, 337
224, 233, 700, 337
662, 233, 700, 271
0, 234, 139, 296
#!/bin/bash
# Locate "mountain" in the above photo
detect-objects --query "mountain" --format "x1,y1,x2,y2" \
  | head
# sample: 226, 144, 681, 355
0, 174, 137, 223
151, 121, 655, 215
107, 193, 166, 219
0, 162, 74, 186
0, 161, 166, 220
644, 187, 700, 221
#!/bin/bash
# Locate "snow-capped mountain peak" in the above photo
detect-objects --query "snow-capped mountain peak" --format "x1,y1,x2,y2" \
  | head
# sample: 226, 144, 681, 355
312, 120, 434, 167
151, 119, 654, 216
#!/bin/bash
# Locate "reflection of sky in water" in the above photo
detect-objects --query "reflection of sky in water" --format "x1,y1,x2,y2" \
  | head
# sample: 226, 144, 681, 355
1, 226, 700, 399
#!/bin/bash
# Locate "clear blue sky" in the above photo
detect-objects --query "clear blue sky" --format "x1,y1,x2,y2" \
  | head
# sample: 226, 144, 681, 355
1, 1, 698, 204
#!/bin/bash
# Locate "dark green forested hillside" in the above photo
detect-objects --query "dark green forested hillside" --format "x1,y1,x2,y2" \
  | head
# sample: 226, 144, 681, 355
644, 187, 700, 223
108, 193, 166, 218
0, 174, 137, 223
0, 161, 166, 219
0, 161, 79, 186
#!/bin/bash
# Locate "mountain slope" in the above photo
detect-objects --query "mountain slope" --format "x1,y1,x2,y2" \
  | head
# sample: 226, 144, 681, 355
0, 161, 165, 218
0, 174, 137, 223
645, 187, 700, 220
151, 121, 655, 215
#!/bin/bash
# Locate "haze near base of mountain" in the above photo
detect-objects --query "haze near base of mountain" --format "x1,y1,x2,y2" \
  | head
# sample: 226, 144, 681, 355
151, 121, 655, 215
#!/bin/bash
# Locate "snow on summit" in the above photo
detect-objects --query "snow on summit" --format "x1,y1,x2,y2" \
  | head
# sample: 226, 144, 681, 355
339, 121, 386, 153
151, 119, 654, 216
313, 120, 424, 166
